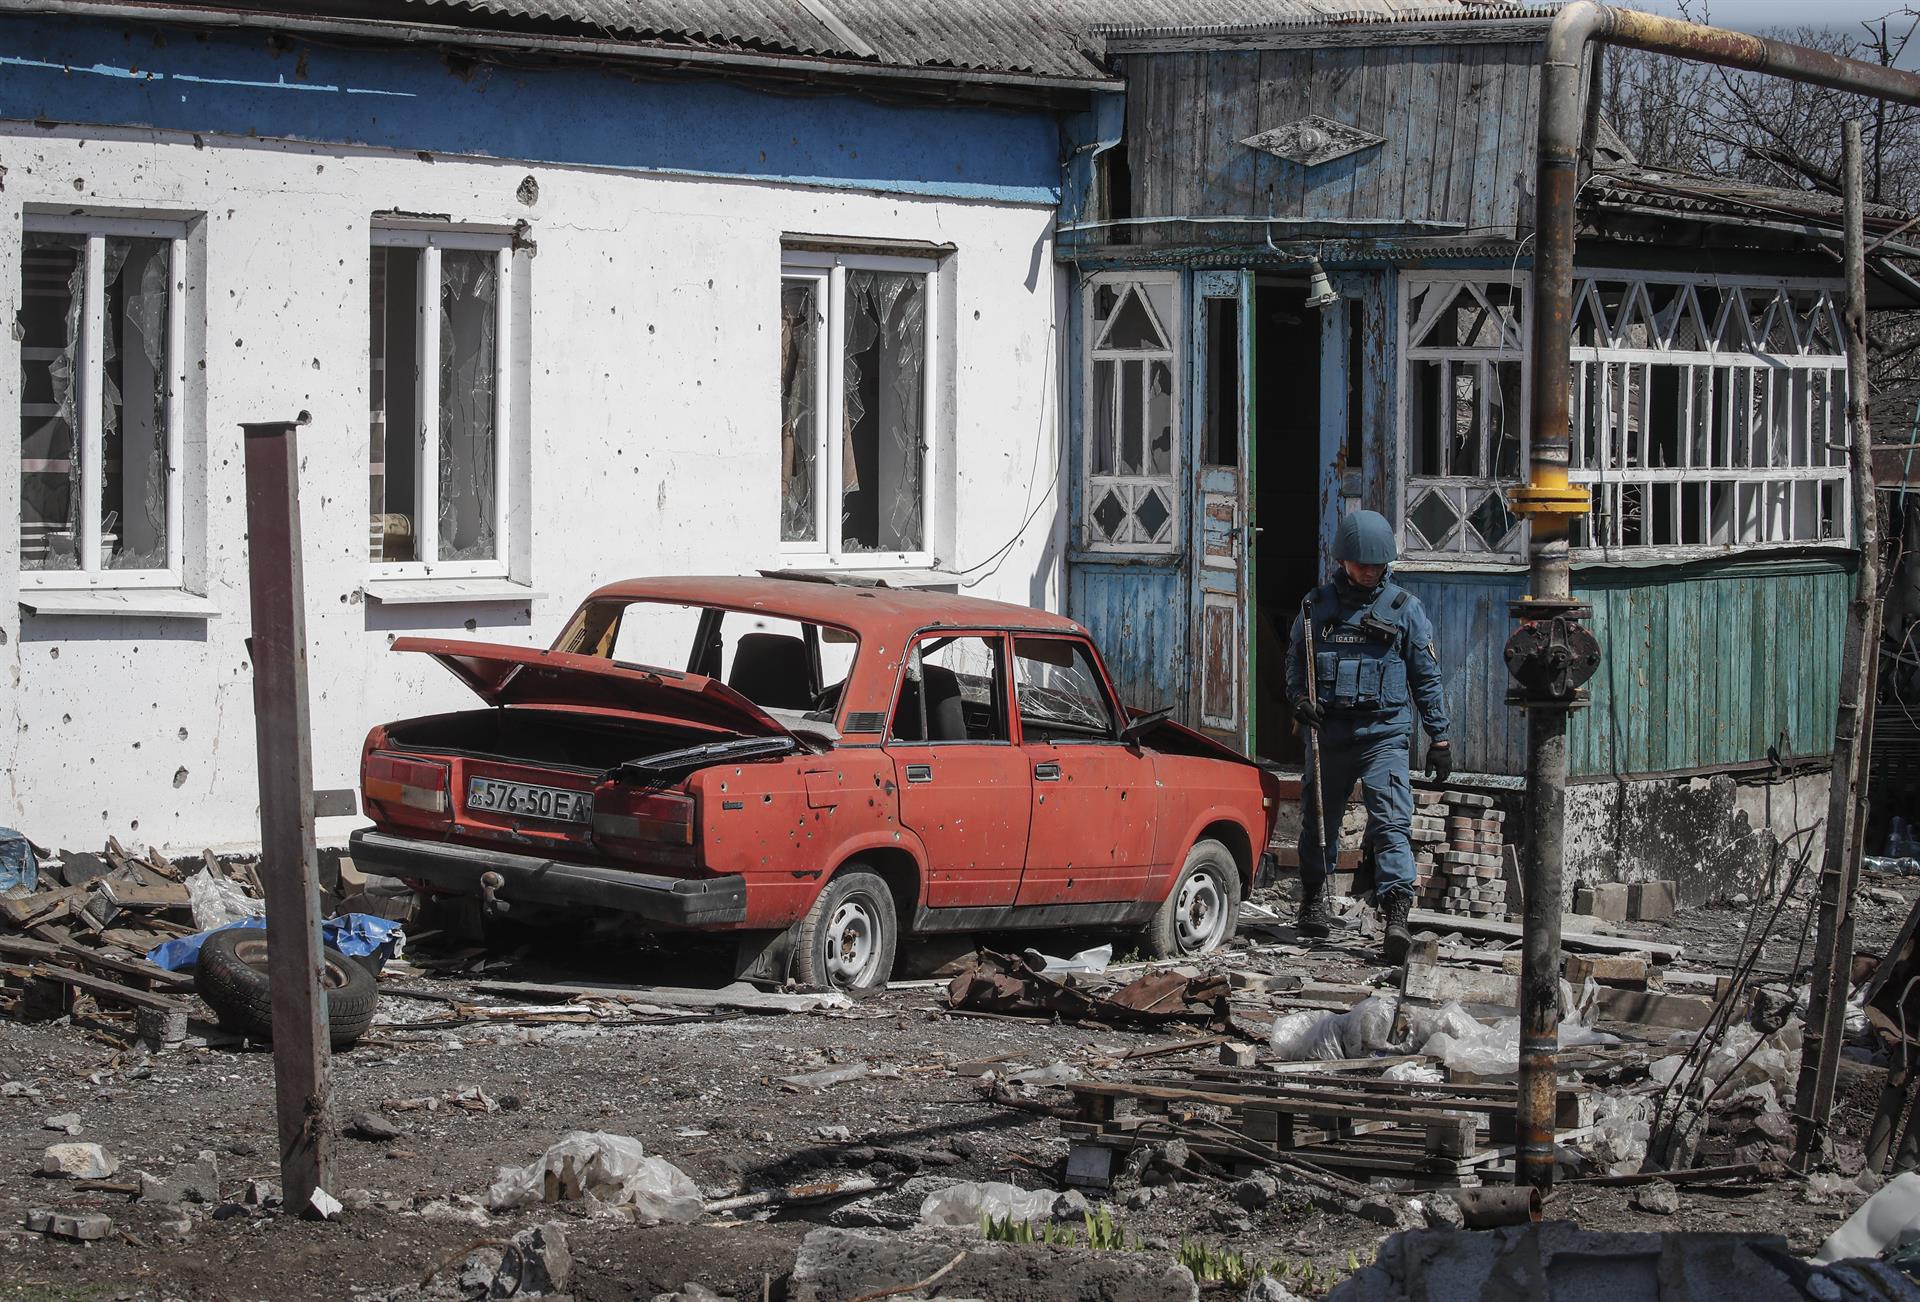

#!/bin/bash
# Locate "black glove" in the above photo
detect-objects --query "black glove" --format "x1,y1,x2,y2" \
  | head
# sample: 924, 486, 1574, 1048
1294, 698, 1323, 729
1426, 741, 1453, 783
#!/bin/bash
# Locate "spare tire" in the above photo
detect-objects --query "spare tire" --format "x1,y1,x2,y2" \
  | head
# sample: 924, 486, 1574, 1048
194, 929, 379, 1049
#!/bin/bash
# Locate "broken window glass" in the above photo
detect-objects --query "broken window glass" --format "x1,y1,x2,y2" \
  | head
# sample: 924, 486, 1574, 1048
18, 233, 83, 571
1091, 359, 1116, 475
780, 278, 820, 543
102, 237, 172, 571
438, 250, 498, 562
369, 244, 420, 563
840, 269, 925, 553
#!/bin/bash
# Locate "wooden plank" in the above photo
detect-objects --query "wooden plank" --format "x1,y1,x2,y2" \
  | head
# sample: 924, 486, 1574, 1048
1396, 43, 1442, 223
0, 935, 193, 991
0, 885, 86, 928
1425, 45, 1465, 224
1344, 46, 1392, 222
30, 963, 191, 1013
1065, 1080, 1487, 1132
1355, 48, 1412, 223
1302, 45, 1364, 222
1454, 42, 1500, 228
471, 978, 850, 1014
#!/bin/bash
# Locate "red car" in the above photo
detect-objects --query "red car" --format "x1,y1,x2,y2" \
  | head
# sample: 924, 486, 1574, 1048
349, 576, 1283, 988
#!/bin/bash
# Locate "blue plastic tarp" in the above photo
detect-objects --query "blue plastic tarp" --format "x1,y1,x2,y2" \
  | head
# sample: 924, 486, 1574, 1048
0, 828, 38, 893
146, 914, 405, 973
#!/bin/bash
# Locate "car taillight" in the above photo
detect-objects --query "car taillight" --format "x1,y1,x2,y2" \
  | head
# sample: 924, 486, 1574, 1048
592, 786, 696, 868
363, 752, 452, 827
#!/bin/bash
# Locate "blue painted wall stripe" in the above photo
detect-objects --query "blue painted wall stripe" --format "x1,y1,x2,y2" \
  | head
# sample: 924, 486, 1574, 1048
0, 15, 1062, 204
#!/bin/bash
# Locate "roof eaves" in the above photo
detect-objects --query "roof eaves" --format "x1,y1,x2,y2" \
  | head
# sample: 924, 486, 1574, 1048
0, 0, 1127, 92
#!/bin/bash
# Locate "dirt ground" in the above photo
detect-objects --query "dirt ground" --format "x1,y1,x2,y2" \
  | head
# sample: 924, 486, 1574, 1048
1, 873, 1914, 1302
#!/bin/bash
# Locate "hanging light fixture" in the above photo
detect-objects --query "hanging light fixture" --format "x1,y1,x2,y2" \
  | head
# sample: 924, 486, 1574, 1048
1304, 257, 1339, 310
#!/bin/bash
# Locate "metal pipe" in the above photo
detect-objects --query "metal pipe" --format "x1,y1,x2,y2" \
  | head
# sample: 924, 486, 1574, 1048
1515, 1, 1920, 1191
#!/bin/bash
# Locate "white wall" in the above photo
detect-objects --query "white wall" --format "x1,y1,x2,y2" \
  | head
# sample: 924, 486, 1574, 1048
0, 124, 1067, 852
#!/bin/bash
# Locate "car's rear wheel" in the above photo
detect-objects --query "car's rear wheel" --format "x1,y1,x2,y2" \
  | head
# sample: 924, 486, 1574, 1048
791, 868, 898, 991
1141, 838, 1241, 959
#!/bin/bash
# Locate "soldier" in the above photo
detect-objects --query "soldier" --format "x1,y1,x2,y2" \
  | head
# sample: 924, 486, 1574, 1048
1286, 509, 1452, 965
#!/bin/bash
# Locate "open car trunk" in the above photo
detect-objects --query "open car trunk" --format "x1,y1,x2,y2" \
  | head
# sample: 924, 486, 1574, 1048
394, 637, 798, 739
381, 709, 726, 774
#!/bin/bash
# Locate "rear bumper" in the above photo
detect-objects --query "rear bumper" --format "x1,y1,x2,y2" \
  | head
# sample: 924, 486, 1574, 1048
348, 829, 748, 928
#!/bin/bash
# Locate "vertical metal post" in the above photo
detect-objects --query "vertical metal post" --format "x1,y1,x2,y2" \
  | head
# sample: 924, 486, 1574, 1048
241, 414, 332, 1213
1793, 122, 1882, 1169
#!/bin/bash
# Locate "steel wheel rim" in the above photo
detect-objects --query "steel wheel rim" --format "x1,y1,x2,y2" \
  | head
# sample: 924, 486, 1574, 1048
1175, 869, 1227, 953
825, 897, 878, 986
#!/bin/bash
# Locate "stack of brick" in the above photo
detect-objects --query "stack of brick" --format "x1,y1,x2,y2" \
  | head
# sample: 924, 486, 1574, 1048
1414, 789, 1509, 918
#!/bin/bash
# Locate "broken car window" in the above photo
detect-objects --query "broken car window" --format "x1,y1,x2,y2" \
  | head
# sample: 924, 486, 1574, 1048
567, 600, 858, 714
1013, 638, 1117, 740
891, 635, 1005, 743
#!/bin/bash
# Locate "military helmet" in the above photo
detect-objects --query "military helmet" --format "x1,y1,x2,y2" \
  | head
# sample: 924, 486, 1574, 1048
1333, 509, 1397, 565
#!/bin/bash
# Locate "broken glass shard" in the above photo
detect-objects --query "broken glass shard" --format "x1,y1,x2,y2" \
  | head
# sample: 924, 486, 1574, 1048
437, 249, 499, 562
370, 243, 421, 562
841, 270, 926, 552
1409, 491, 1459, 550
1147, 361, 1173, 475
780, 278, 819, 543
1135, 488, 1171, 542
18, 232, 83, 571
102, 236, 172, 571
1099, 285, 1171, 352
1092, 489, 1127, 541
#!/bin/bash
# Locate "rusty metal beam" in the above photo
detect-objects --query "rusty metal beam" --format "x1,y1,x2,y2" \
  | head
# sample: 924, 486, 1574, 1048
240, 413, 332, 1214
1515, 1, 1920, 1192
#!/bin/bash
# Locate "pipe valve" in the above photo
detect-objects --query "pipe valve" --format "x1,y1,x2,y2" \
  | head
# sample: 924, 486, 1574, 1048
1504, 599, 1600, 708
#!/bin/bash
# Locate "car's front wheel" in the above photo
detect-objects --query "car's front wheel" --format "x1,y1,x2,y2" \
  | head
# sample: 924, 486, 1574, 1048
791, 867, 898, 990
1141, 838, 1241, 959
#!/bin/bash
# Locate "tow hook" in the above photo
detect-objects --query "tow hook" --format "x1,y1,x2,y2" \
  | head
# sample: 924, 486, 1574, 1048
479, 870, 511, 919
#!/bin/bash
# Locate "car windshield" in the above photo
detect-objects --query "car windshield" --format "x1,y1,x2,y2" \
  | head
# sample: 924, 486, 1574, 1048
555, 599, 859, 720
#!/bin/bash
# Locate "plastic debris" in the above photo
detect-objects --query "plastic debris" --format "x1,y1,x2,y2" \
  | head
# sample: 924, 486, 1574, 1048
1020, 944, 1113, 977
918, 1180, 1082, 1229
145, 913, 405, 972
1816, 1171, 1920, 1262
184, 868, 265, 931
0, 828, 39, 893
487, 1132, 702, 1224
1005, 1060, 1081, 1087
1267, 989, 1617, 1070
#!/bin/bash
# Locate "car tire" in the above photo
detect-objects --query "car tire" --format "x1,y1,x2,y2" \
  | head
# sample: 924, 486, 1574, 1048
194, 928, 380, 1049
790, 868, 898, 991
1142, 838, 1241, 959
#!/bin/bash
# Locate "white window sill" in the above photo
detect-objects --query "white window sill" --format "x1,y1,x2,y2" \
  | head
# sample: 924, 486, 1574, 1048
362, 578, 544, 606
19, 589, 219, 619
766, 565, 960, 589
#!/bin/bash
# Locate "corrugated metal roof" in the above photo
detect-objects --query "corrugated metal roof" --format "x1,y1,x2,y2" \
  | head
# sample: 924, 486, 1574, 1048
1590, 166, 1913, 234
392, 0, 1553, 79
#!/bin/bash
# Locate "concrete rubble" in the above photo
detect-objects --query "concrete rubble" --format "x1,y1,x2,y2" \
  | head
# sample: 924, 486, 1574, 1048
3, 829, 1920, 1299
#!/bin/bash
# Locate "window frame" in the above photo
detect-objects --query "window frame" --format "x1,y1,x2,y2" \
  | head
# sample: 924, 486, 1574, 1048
1011, 633, 1124, 745
20, 212, 189, 591
778, 249, 940, 569
1395, 270, 1532, 563
886, 630, 1011, 746
1081, 270, 1182, 556
369, 224, 516, 580
1566, 270, 1851, 554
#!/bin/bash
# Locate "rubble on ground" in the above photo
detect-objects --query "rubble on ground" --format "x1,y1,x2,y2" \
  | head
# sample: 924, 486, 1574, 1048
3, 817, 1920, 1299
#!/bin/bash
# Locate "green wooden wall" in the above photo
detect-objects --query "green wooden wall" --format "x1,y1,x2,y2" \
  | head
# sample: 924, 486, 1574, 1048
1570, 556, 1852, 778
1400, 555, 1852, 779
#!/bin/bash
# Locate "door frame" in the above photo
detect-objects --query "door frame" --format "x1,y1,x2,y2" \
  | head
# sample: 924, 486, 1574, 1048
1188, 269, 1255, 754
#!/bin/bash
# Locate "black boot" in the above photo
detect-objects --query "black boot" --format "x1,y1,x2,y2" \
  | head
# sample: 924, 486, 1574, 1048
1297, 883, 1332, 939
1380, 893, 1412, 966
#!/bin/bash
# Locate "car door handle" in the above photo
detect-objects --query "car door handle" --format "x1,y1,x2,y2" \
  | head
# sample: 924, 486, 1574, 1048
1034, 762, 1061, 782
906, 764, 933, 784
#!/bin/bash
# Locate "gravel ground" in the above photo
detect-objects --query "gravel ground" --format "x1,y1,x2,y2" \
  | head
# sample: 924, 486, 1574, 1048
0, 877, 1913, 1301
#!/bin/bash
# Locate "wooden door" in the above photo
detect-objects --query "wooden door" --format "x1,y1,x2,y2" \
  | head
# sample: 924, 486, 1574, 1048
1190, 270, 1253, 751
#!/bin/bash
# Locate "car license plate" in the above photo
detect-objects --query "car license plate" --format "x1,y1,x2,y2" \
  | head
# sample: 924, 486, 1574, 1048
466, 778, 593, 824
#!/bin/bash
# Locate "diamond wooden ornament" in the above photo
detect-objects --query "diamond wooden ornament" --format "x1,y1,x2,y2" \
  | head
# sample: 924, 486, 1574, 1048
1239, 115, 1384, 167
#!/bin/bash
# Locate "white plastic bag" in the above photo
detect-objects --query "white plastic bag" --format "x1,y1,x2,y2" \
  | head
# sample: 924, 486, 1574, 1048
1021, 945, 1112, 977
487, 1132, 702, 1224
186, 868, 263, 930
1267, 994, 1399, 1061
918, 1181, 1067, 1229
